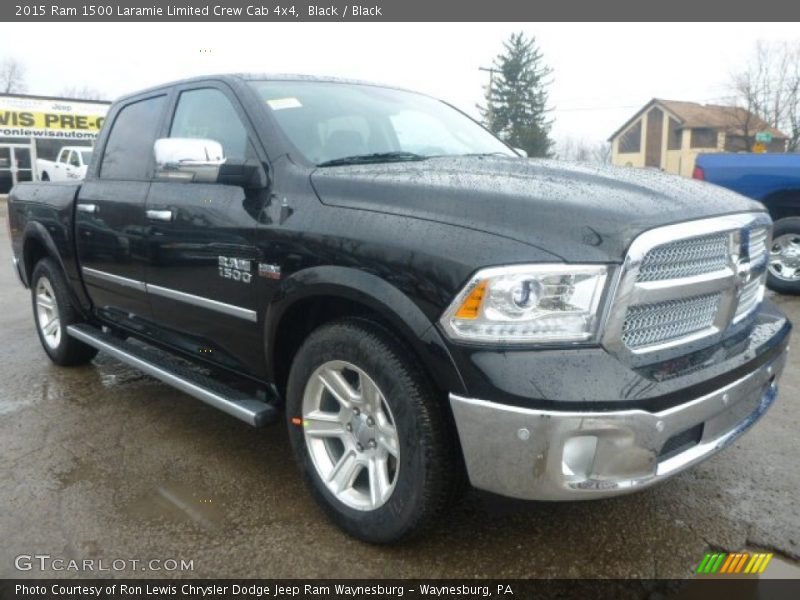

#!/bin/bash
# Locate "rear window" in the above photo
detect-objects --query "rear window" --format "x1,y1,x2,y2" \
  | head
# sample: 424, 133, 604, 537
101, 95, 167, 180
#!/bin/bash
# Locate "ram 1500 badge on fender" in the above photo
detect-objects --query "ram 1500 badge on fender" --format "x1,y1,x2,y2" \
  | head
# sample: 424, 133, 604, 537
7, 75, 791, 543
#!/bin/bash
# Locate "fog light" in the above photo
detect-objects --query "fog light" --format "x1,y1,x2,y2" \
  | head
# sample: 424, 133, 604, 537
562, 435, 598, 477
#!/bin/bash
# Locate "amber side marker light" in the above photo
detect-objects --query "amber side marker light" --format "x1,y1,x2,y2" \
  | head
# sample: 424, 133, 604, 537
291, 417, 303, 426
454, 280, 488, 319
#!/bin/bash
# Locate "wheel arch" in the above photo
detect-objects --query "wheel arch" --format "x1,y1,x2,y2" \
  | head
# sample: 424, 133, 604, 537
21, 222, 65, 286
21, 222, 91, 315
760, 189, 800, 222
264, 266, 466, 399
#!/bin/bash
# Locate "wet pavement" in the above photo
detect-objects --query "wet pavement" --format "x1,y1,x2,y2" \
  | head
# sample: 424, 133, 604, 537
0, 199, 798, 579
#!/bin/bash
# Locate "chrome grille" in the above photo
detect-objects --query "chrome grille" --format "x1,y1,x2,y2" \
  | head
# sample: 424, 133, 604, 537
603, 213, 772, 363
734, 279, 764, 322
749, 227, 768, 265
637, 232, 730, 282
621, 293, 722, 349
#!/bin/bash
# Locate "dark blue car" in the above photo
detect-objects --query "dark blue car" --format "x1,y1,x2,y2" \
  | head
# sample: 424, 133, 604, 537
695, 152, 800, 293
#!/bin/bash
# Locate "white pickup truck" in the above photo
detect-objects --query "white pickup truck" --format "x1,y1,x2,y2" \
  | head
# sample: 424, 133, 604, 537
36, 146, 93, 182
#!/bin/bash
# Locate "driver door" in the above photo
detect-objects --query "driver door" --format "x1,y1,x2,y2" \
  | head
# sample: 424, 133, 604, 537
144, 84, 266, 376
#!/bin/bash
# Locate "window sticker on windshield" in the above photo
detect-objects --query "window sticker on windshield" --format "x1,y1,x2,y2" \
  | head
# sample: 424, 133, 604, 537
267, 97, 302, 110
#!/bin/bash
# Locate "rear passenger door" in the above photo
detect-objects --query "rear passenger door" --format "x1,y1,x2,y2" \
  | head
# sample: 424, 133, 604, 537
76, 94, 168, 324
143, 84, 265, 376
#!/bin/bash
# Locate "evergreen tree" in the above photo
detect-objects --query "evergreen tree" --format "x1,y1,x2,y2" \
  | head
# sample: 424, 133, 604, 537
480, 33, 554, 157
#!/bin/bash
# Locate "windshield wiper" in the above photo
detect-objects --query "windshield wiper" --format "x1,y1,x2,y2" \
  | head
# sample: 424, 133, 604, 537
317, 152, 426, 167
458, 152, 512, 157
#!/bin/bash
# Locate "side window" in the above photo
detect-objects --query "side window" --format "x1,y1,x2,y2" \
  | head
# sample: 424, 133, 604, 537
58, 149, 69, 163
69, 151, 80, 167
101, 95, 167, 180
169, 88, 249, 160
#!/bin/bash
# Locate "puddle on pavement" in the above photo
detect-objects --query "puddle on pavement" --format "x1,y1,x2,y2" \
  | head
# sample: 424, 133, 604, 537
0, 378, 53, 415
56, 459, 102, 490
125, 482, 229, 530
94, 355, 153, 388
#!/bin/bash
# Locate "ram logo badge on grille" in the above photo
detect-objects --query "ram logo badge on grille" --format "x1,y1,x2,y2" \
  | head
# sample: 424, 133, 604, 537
736, 256, 752, 287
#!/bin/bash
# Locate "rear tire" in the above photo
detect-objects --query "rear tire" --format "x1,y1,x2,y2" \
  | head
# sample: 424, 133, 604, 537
31, 258, 98, 366
767, 217, 800, 295
286, 318, 459, 543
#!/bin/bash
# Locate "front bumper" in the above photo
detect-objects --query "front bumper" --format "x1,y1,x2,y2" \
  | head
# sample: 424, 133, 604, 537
12, 256, 25, 287
450, 345, 787, 500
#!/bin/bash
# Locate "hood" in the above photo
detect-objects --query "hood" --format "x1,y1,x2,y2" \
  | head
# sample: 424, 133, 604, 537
310, 156, 764, 262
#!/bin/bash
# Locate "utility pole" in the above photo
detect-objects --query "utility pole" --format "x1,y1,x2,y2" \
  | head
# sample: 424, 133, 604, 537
479, 66, 499, 91
479, 66, 499, 125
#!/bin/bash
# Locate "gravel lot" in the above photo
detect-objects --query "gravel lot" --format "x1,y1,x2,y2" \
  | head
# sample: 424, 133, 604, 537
0, 198, 798, 579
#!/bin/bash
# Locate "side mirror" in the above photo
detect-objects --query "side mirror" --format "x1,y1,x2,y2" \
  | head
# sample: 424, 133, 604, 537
513, 147, 528, 158
217, 158, 269, 189
154, 138, 225, 183
154, 138, 267, 189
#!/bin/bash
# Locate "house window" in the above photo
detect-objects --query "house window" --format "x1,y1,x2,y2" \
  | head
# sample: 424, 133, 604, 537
667, 118, 682, 150
690, 128, 718, 149
724, 134, 749, 152
618, 120, 641, 153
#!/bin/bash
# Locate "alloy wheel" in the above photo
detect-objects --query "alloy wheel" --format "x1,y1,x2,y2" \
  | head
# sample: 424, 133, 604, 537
769, 233, 800, 281
301, 360, 400, 511
35, 277, 61, 349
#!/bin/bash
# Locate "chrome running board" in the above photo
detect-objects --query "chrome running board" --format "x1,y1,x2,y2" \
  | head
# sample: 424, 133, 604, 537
67, 324, 279, 427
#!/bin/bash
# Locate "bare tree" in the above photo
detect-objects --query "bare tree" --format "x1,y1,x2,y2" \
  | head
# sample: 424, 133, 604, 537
0, 58, 27, 94
556, 136, 611, 164
59, 85, 107, 101
592, 142, 612, 165
730, 40, 800, 152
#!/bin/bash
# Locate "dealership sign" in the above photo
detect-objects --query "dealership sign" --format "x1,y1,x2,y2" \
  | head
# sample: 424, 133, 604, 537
0, 95, 109, 140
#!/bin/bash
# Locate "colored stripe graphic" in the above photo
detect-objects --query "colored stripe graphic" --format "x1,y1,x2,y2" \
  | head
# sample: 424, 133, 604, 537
697, 554, 712, 574
745, 555, 759, 573
728, 553, 743, 573
711, 553, 726, 573
697, 551, 774, 575
759, 554, 773, 573
703, 553, 718, 574
735, 553, 749, 573
720, 554, 736, 573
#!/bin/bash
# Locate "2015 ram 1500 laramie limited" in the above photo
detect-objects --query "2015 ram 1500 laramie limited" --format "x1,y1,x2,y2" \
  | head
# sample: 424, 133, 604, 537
7, 75, 791, 543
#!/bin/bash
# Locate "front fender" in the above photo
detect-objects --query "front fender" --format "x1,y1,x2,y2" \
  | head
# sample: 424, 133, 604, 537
264, 265, 467, 395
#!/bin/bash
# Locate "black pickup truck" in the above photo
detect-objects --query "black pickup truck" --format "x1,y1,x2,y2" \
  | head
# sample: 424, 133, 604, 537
7, 75, 791, 543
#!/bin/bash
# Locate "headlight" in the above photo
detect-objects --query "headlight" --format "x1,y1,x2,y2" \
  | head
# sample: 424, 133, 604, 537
439, 264, 609, 344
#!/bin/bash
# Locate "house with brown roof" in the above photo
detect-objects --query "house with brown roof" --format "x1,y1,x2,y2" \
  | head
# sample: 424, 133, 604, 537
609, 98, 788, 177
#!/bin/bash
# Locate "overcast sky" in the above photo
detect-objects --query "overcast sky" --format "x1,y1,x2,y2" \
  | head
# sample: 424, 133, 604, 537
1, 22, 798, 147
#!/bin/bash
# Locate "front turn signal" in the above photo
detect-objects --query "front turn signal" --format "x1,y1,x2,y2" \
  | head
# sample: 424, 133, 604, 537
454, 279, 488, 320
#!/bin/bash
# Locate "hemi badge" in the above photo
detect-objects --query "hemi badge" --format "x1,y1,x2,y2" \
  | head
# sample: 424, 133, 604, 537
258, 263, 281, 280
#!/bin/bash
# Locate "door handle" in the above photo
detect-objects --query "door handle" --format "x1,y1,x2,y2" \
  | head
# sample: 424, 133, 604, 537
146, 209, 173, 222
76, 203, 98, 214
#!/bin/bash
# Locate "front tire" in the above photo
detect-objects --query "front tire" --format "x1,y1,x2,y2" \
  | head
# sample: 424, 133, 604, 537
286, 318, 459, 543
768, 217, 800, 295
31, 258, 98, 366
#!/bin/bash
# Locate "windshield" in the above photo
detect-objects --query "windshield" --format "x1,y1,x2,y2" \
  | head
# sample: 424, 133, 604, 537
80, 151, 93, 165
249, 81, 515, 165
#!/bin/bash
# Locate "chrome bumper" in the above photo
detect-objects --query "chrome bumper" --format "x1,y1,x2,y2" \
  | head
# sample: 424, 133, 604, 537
449, 348, 787, 500
12, 256, 25, 286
